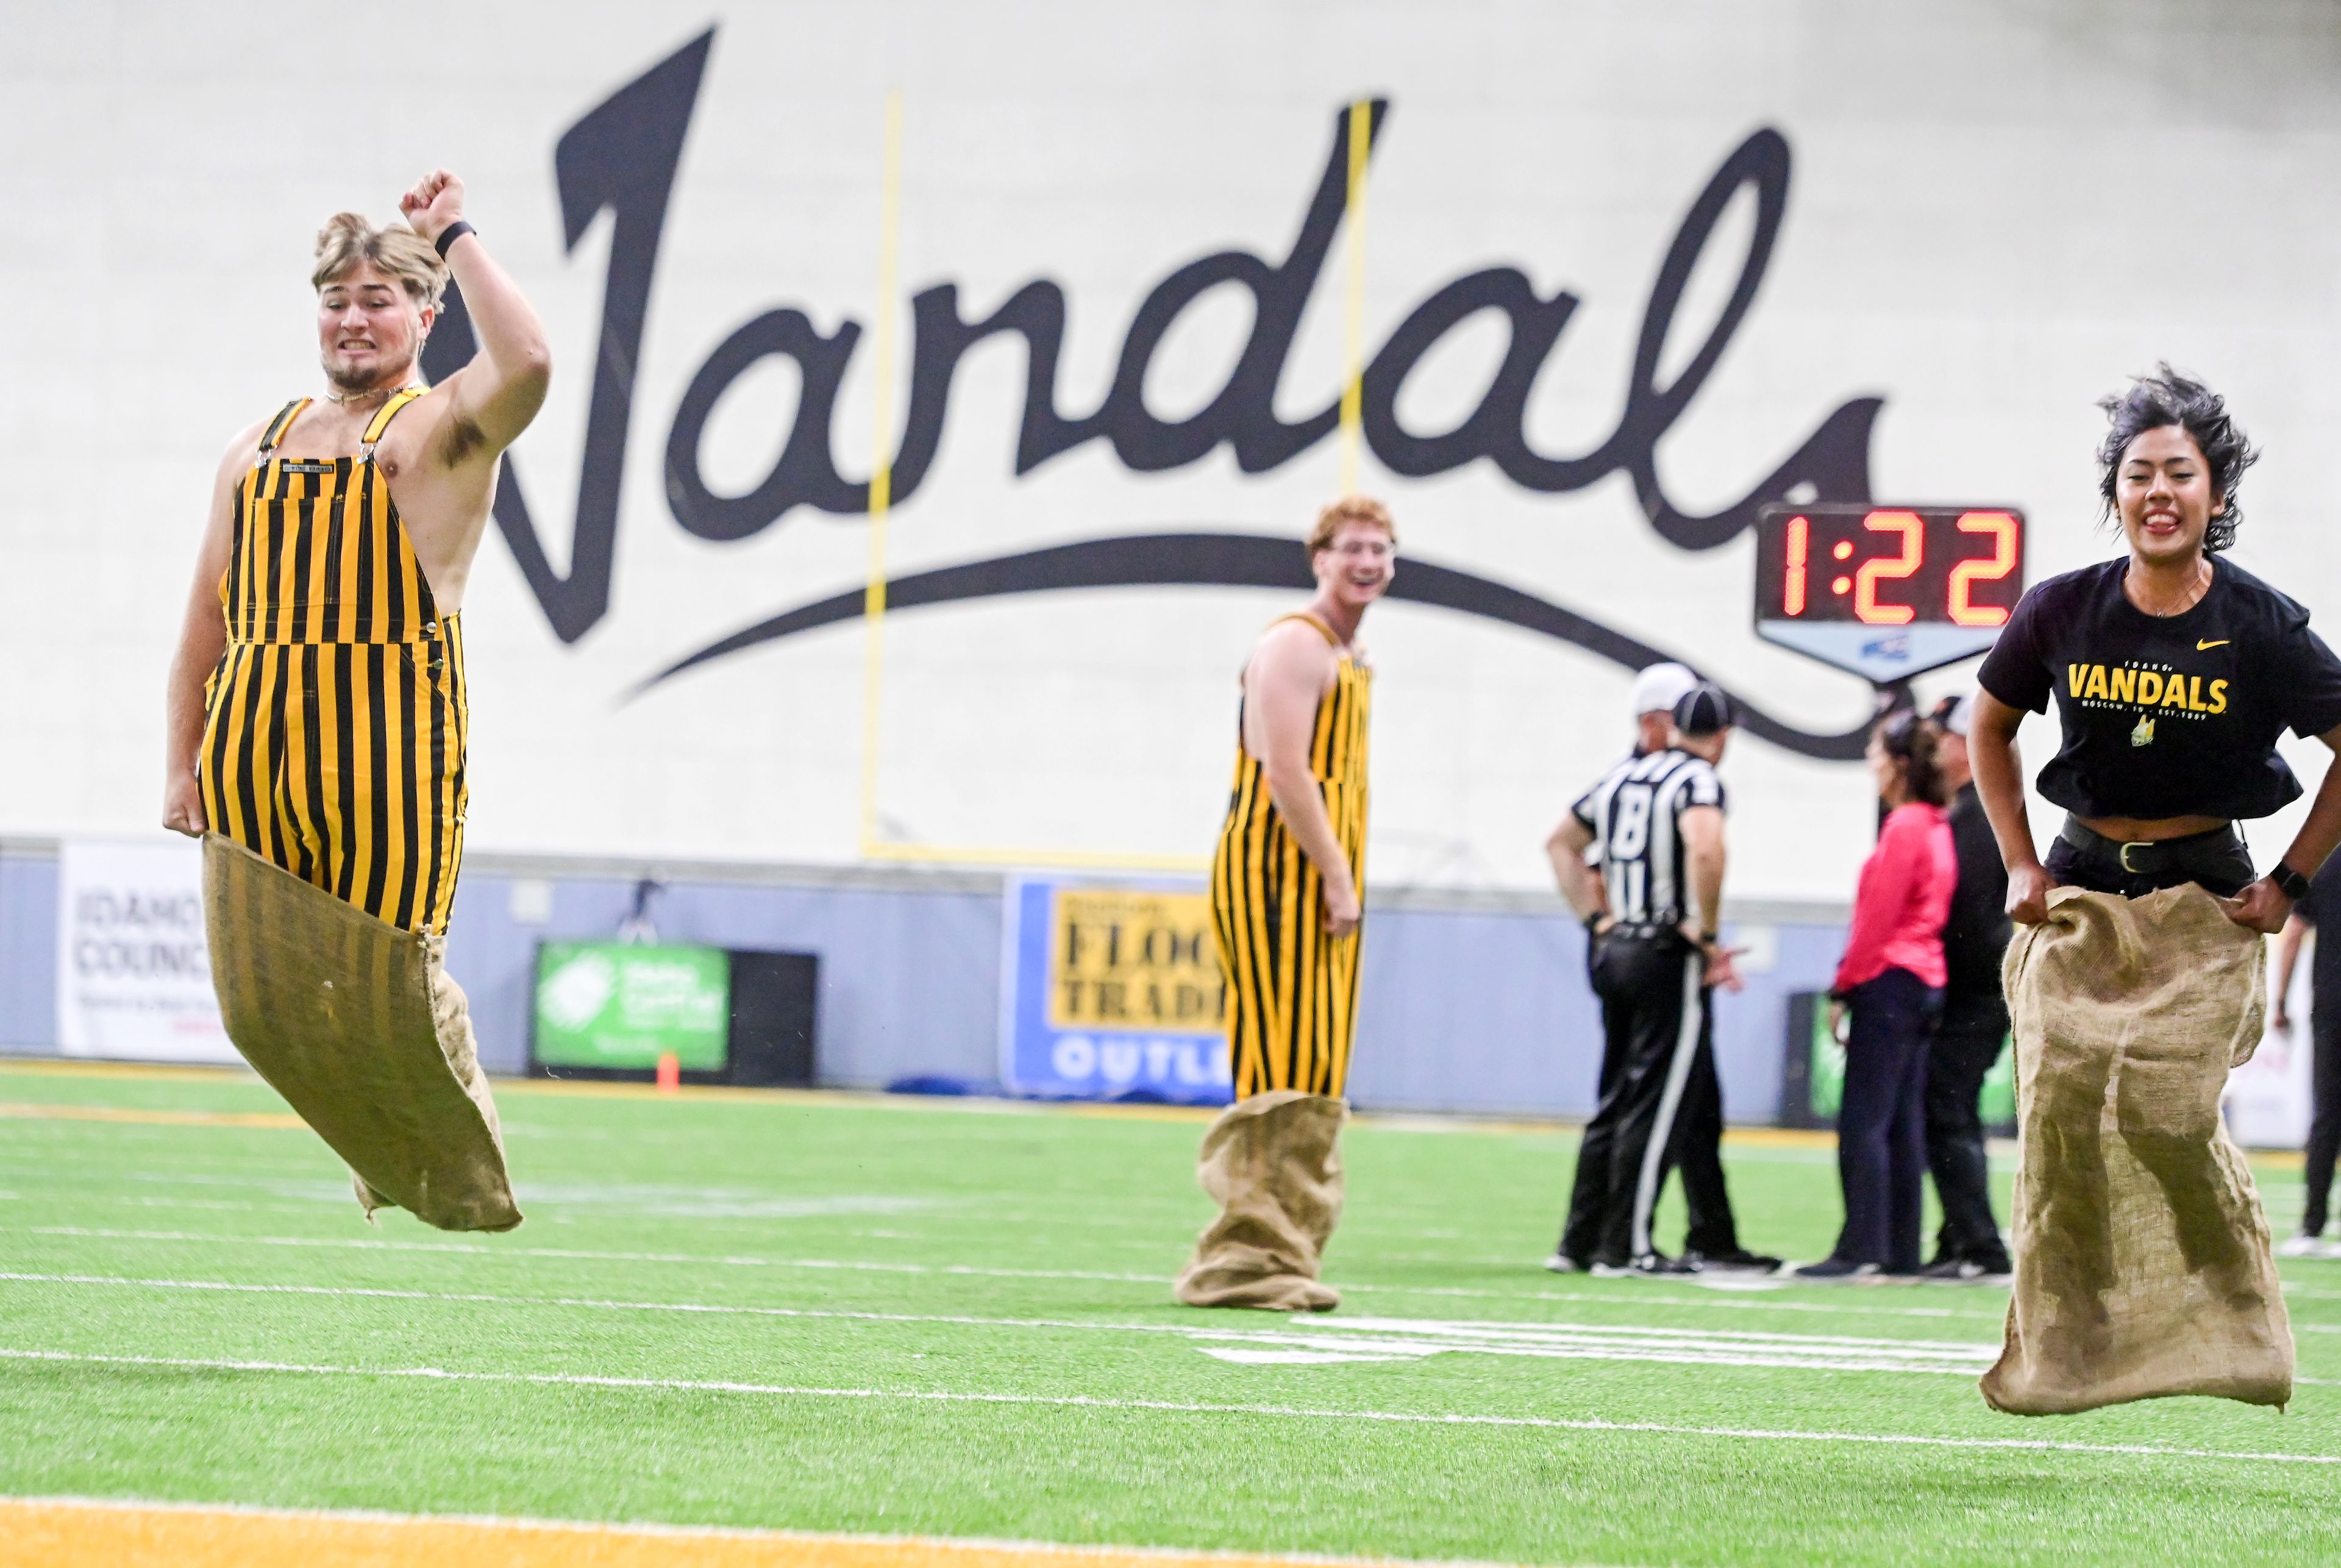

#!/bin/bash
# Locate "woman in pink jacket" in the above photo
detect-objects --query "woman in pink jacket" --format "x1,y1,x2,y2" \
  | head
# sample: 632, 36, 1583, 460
1795, 713, 1959, 1280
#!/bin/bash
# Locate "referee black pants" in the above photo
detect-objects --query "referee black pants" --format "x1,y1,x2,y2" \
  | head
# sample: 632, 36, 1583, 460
1559, 930, 1720, 1264
1674, 1032, 1742, 1257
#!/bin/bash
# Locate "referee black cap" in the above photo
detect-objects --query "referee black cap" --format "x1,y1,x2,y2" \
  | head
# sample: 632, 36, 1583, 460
1672, 681, 1733, 737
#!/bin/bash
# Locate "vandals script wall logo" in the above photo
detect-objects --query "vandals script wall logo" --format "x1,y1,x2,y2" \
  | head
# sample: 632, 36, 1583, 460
422, 29, 1890, 757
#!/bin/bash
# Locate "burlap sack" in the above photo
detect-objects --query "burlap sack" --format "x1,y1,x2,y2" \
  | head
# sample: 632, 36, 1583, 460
203, 835, 521, 1233
1982, 883, 2289, 1414
1174, 1091, 1345, 1311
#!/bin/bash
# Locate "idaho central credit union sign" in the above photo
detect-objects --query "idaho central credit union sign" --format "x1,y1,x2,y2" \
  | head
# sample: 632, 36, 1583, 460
420, 27, 1902, 761
999, 878, 1232, 1103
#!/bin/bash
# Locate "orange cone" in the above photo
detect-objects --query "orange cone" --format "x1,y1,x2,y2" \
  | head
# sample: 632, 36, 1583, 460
656, 1052, 681, 1093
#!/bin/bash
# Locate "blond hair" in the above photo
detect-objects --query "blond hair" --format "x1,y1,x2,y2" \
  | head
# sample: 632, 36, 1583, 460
1308, 494, 1397, 554
312, 212, 449, 308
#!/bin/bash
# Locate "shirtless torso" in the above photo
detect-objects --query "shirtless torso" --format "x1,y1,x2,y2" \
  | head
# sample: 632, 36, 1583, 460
1233, 520, 1394, 938
162, 169, 550, 844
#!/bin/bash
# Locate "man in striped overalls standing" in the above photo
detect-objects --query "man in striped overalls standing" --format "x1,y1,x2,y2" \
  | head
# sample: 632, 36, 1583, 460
161, 171, 551, 1231
1175, 497, 1392, 1311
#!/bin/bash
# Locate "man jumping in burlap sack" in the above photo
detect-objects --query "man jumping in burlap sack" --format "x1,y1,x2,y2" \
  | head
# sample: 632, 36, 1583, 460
1175, 497, 1393, 1311
160, 174, 551, 1233
1968, 368, 2341, 1413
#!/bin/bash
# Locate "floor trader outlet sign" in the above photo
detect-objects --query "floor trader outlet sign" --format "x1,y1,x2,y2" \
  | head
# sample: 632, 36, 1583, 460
1000, 879, 1231, 1103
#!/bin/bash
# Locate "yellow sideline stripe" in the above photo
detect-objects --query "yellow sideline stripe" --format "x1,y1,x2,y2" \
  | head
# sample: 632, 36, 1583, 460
0, 1060, 2311, 1166
0, 1059, 258, 1084
0, 1497, 1537, 1568
0, 1101, 303, 1130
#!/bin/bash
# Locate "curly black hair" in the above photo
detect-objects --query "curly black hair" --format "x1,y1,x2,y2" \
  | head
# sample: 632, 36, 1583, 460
2095, 365, 2259, 553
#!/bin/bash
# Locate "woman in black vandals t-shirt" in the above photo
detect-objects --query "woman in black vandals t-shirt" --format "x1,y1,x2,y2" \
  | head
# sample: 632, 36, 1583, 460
1970, 368, 2341, 933
1982, 558, 2341, 822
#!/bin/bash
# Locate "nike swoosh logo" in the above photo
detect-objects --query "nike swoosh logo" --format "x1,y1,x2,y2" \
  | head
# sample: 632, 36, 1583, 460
2197, 639, 2229, 650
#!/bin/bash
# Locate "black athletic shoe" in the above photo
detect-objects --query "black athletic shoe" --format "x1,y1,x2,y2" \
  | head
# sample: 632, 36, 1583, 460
1594, 1252, 1697, 1278
1685, 1248, 1784, 1275
1790, 1257, 1880, 1281
1919, 1257, 2007, 1285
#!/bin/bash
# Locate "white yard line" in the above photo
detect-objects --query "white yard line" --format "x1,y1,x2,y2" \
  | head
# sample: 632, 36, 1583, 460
10, 1226, 2019, 1324
26, 1222, 2335, 1319
1363, 1281, 2000, 1319
0, 1167, 946, 1222
19, 1225, 1155, 1281
0, 1272, 2001, 1376
0, 1345, 2328, 1467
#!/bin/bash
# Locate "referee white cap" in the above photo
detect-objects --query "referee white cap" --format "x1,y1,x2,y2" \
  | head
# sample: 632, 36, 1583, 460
1629, 661, 1699, 718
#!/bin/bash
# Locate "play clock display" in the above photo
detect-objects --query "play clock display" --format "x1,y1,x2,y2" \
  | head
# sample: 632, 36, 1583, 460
1753, 504, 2026, 682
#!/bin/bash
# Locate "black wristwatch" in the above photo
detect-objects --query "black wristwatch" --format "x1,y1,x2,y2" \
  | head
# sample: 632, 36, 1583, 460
2270, 861, 2312, 902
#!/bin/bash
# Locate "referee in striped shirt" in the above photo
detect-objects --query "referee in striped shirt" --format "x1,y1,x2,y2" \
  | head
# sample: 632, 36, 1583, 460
1545, 680, 1768, 1275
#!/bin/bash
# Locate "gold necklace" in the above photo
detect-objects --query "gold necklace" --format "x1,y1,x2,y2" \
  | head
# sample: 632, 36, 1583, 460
323, 382, 420, 406
2131, 557, 2211, 617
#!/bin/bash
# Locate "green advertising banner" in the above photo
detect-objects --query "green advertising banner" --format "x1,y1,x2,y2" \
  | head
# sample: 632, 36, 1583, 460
533, 943, 730, 1071
1978, 1041, 2015, 1127
1804, 1002, 2014, 1126
1806, 1002, 1847, 1120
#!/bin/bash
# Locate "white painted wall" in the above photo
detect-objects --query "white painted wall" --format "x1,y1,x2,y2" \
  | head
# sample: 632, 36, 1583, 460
5, 1, 2339, 900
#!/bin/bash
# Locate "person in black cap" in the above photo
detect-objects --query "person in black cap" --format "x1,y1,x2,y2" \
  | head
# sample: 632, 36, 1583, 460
1562, 666, 1778, 1274
1546, 682, 1773, 1275
1919, 693, 2015, 1281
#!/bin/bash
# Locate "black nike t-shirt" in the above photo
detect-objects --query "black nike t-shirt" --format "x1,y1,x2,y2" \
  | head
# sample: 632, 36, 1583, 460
1976, 557, 2341, 821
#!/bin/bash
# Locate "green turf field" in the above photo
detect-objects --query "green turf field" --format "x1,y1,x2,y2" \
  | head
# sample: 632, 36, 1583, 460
2, 1059, 2336, 1566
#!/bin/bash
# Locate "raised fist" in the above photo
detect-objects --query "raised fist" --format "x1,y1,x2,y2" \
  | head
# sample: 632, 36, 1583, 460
399, 169, 467, 244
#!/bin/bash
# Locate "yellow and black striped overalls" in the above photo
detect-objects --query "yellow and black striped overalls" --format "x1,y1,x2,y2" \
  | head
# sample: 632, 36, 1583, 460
1211, 613, 1371, 1099
199, 391, 469, 936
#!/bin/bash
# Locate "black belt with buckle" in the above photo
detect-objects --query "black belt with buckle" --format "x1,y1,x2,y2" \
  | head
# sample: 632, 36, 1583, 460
2054, 818, 2250, 893
1600, 920, 1683, 943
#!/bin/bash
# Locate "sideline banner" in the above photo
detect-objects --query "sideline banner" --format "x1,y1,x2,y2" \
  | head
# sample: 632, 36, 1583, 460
999, 877, 1231, 1103
532, 942, 732, 1073
55, 836, 233, 1063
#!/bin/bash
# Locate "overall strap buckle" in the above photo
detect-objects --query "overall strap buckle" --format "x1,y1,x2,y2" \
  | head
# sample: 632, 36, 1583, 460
253, 397, 311, 468
358, 386, 429, 461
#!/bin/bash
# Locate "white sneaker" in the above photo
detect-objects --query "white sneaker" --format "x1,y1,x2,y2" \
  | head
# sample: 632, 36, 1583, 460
2277, 1232, 2328, 1259
1541, 1252, 1586, 1274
